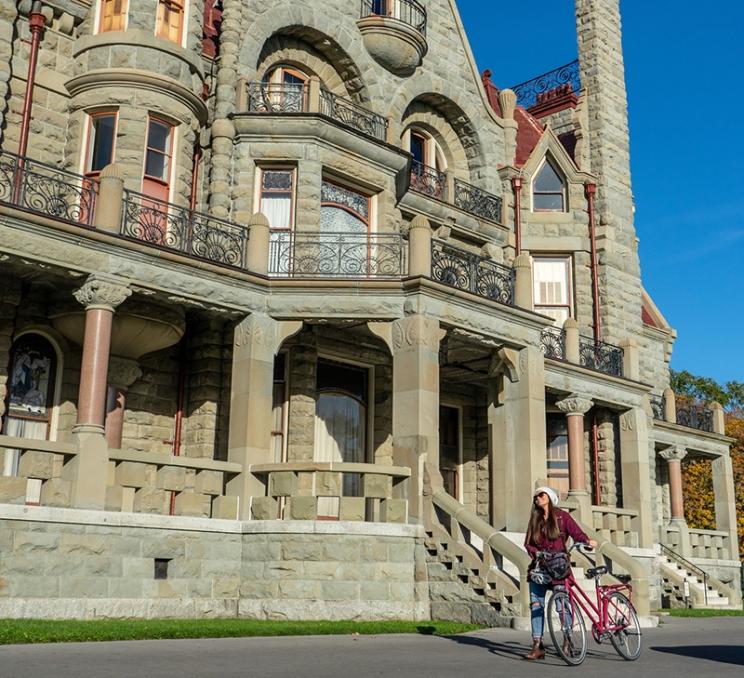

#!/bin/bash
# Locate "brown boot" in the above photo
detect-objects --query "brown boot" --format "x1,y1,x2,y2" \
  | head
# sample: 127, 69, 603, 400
525, 639, 545, 660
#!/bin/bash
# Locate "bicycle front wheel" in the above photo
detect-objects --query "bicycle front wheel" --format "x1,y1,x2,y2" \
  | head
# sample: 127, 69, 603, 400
607, 591, 642, 660
547, 590, 587, 666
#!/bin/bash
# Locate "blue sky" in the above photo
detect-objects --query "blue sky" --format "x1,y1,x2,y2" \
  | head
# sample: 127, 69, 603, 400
457, 1, 744, 384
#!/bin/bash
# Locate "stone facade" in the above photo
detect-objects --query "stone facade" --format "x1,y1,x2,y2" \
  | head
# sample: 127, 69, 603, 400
0, 0, 739, 621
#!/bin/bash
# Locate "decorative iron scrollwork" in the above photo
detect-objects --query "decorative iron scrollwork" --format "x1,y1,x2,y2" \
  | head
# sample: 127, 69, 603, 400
649, 395, 665, 421
410, 160, 447, 200
578, 336, 624, 378
541, 328, 566, 361
246, 82, 307, 113
509, 60, 581, 109
319, 90, 388, 142
359, 0, 427, 35
453, 179, 502, 223
676, 403, 714, 433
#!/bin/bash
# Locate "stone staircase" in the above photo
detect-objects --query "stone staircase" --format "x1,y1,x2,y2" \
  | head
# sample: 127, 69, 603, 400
659, 552, 732, 609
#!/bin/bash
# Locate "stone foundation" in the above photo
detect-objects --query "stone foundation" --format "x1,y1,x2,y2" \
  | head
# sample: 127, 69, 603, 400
0, 505, 430, 621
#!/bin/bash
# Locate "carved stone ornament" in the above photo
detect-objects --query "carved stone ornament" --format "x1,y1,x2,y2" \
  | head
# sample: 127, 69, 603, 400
234, 314, 274, 349
556, 394, 593, 416
108, 357, 142, 389
73, 276, 131, 311
392, 315, 445, 352
659, 446, 687, 463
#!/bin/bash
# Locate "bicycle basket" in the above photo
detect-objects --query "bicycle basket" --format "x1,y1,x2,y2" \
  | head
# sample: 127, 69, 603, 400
542, 551, 571, 580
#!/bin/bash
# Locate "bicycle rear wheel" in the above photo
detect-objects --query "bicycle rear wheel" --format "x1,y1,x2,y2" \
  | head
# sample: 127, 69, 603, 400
606, 591, 642, 660
547, 590, 587, 666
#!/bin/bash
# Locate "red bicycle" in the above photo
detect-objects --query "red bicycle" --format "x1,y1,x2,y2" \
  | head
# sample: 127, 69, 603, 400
544, 543, 642, 665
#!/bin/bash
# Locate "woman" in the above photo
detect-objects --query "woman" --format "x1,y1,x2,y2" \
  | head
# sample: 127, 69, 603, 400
523, 486, 597, 661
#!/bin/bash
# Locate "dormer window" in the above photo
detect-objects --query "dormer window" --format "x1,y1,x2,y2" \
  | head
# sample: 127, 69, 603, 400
532, 157, 566, 212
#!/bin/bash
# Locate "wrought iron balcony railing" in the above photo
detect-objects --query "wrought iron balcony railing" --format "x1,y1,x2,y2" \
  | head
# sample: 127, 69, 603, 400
541, 327, 566, 361
431, 239, 514, 305
410, 160, 447, 200
578, 335, 624, 378
650, 394, 666, 421
246, 82, 308, 113
269, 230, 407, 278
676, 403, 714, 433
360, 0, 427, 36
453, 178, 503, 223
121, 190, 249, 269
0, 150, 97, 226
319, 89, 388, 142
509, 59, 581, 110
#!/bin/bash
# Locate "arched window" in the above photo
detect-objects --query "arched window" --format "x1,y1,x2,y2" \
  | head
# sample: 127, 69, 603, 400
320, 180, 370, 234
2, 334, 58, 476
406, 127, 447, 199
532, 156, 567, 212
261, 66, 309, 112
314, 359, 368, 518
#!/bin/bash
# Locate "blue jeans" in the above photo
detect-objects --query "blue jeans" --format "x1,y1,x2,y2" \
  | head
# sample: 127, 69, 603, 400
529, 581, 549, 639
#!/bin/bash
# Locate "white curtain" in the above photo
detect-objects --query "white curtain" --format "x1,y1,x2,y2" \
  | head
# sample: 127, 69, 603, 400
262, 195, 291, 229
314, 392, 365, 517
533, 258, 570, 325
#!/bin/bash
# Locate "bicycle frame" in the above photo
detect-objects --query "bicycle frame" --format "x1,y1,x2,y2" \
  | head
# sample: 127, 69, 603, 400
558, 572, 634, 639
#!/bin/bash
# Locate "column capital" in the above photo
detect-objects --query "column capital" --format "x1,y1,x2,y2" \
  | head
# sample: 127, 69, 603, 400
74, 275, 131, 311
660, 445, 687, 462
392, 314, 445, 353
556, 394, 593, 416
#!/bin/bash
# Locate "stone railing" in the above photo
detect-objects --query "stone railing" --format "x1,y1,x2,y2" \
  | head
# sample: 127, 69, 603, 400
268, 230, 407, 278
121, 189, 249, 269
688, 528, 732, 561
359, 0, 427, 35
0, 150, 97, 226
410, 160, 447, 200
249, 462, 410, 523
0, 436, 78, 507
509, 59, 581, 109
319, 89, 388, 141
540, 327, 566, 361
106, 449, 241, 519
591, 505, 640, 548
431, 239, 515, 305
428, 489, 530, 617
453, 179, 503, 223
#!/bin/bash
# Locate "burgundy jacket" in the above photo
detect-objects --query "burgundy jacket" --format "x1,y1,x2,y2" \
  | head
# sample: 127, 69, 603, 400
524, 508, 589, 559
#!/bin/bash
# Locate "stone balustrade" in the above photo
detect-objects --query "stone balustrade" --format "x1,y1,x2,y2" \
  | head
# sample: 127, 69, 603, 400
106, 449, 241, 520
687, 528, 732, 561
591, 505, 640, 547
0, 436, 78, 507
249, 462, 410, 523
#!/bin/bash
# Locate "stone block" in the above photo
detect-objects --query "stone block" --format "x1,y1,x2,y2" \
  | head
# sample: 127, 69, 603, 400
133, 487, 167, 514
115, 462, 149, 488
212, 495, 239, 520
0, 476, 27, 504
105, 485, 135, 512
156, 465, 187, 492
315, 471, 342, 497
173, 492, 211, 518
287, 496, 316, 520
321, 581, 358, 601
381, 499, 407, 524
282, 540, 323, 562
339, 497, 365, 521
360, 581, 390, 601
195, 470, 223, 496
296, 472, 314, 496
213, 577, 240, 599
362, 473, 392, 499
18, 450, 58, 480
268, 471, 296, 497
39, 478, 71, 507
251, 496, 278, 520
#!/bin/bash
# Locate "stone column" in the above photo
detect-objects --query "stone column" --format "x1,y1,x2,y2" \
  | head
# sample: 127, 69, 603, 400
93, 163, 124, 233
391, 314, 445, 523
489, 346, 547, 531
246, 212, 270, 275
712, 453, 740, 560
663, 387, 676, 423
498, 89, 518, 165
618, 407, 654, 548
659, 445, 689, 554
556, 394, 593, 520
104, 357, 142, 450
66, 275, 131, 509
513, 253, 533, 310
226, 313, 301, 519
563, 318, 580, 363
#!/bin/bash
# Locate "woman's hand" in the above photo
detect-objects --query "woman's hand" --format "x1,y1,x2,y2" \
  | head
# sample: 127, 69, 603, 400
588, 539, 598, 549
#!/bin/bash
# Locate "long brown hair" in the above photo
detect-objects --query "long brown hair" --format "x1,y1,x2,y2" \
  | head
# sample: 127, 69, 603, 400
526, 498, 561, 546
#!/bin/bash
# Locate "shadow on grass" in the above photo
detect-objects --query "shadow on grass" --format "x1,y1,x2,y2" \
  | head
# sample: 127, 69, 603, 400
651, 645, 744, 666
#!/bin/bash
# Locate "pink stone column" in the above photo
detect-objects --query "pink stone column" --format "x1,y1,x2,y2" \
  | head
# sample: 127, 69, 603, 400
104, 388, 125, 449
73, 276, 131, 432
661, 446, 687, 521
556, 395, 594, 512
104, 357, 142, 450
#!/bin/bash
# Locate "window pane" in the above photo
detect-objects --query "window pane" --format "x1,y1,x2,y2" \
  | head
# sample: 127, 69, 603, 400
321, 181, 369, 219
533, 192, 564, 211
533, 259, 569, 305
145, 150, 168, 180
147, 120, 171, 153
88, 114, 116, 172
317, 360, 367, 403
263, 170, 293, 191
320, 206, 367, 234
410, 134, 426, 165
262, 194, 292, 229
534, 160, 564, 192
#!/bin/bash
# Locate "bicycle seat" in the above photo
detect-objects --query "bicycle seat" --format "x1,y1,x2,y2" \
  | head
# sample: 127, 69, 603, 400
586, 565, 608, 578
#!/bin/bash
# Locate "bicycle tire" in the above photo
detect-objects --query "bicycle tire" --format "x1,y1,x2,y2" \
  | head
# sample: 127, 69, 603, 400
547, 590, 587, 666
606, 591, 642, 660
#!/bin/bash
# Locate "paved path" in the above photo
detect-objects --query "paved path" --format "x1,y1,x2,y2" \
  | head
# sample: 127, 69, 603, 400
2, 617, 742, 678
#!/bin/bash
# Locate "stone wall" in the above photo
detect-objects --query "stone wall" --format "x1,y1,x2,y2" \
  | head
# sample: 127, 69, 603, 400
0, 1, 17, 148
0, 506, 429, 621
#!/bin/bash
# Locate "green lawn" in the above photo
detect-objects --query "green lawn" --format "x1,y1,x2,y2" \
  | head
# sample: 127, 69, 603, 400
0, 619, 482, 645
661, 608, 744, 618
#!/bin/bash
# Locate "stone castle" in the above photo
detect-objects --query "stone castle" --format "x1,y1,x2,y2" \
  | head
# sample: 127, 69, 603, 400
0, 0, 739, 623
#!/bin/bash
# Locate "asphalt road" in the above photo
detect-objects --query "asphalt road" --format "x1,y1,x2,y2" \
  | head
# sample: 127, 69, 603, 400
1, 616, 742, 678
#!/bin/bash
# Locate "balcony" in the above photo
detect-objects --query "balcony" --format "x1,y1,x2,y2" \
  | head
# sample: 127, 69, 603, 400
269, 230, 407, 279
650, 393, 716, 434
242, 81, 389, 143
509, 59, 581, 111
121, 190, 249, 270
0, 150, 97, 226
410, 160, 447, 200
540, 327, 566, 361
430, 239, 514, 305
453, 178, 503, 223
540, 328, 625, 378
357, 0, 428, 76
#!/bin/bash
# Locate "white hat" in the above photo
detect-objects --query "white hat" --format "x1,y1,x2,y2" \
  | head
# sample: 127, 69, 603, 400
533, 486, 559, 507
